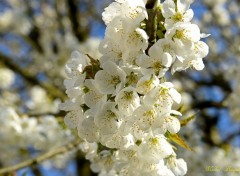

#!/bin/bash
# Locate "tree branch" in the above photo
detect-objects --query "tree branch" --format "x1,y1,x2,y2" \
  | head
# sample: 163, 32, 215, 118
146, 0, 159, 50
26, 111, 66, 118
220, 129, 240, 145
67, 0, 89, 42
0, 52, 66, 101
192, 101, 227, 109
0, 140, 81, 175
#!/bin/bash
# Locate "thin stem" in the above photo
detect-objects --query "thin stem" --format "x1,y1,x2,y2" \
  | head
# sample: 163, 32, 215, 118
0, 140, 81, 175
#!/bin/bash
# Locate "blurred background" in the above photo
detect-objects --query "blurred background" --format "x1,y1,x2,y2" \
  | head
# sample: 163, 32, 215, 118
0, 0, 239, 175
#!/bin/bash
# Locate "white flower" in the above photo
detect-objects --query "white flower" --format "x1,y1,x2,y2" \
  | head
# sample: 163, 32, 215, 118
124, 27, 149, 52
99, 37, 123, 64
79, 142, 98, 160
143, 82, 181, 108
162, 0, 194, 29
104, 18, 148, 53
159, 110, 182, 134
157, 160, 175, 176
121, 65, 142, 86
64, 107, 84, 129
167, 157, 188, 176
94, 102, 122, 135
94, 61, 126, 95
136, 42, 173, 78
64, 75, 85, 99
171, 40, 209, 73
59, 99, 82, 112
84, 79, 107, 108
165, 22, 201, 50
192, 41, 209, 58
132, 105, 160, 132
102, 0, 147, 25
100, 18, 148, 66
122, 51, 143, 66
90, 150, 115, 173
138, 135, 174, 163
65, 51, 89, 78
136, 74, 159, 94
171, 56, 205, 73
115, 86, 140, 115
78, 110, 100, 143
155, 39, 177, 61
100, 132, 135, 149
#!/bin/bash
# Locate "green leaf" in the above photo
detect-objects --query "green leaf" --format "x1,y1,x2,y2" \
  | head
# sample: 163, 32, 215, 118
156, 30, 164, 39
166, 132, 193, 151
180, 113, 197, 127
176, 104, 184, 114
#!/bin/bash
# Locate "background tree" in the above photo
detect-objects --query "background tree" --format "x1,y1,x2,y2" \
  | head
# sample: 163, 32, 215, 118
0, 0, 239, 175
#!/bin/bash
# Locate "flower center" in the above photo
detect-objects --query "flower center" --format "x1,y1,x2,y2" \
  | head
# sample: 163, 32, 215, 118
123, 91, 134, 100
174, 30, 185, 39
149, 138, 159, 146
173, 12, 183, 22
110, 76, 120, 85
106, 110, 117, 120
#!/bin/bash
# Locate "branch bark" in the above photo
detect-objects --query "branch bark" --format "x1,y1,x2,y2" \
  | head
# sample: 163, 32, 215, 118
192, 101, 227, 109
67, 0, 89, 42
145, 0, 159, 50
0, 140, 81, 175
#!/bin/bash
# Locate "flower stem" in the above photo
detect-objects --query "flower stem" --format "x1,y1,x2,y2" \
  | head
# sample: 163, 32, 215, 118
145, 0, 159, 53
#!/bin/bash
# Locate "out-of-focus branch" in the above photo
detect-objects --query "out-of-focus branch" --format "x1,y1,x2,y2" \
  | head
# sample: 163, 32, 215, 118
180, 71, 232, 93
67, 0, 89, 42
23, 0, 43, 53
31, 166, 42, 176
54, 1, 65, 37
0, 140, 81, 175
220, 129, 240, 146
0, 52, 66, 101
192, 101, 227, 109
76, 151, 98, 176
27, 111, 66, 118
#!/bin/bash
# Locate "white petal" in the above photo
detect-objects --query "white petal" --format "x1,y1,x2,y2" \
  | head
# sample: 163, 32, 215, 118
170, 110, 182, 116
201, 33, 211, 38
162, 52, 173, 67
171, 158, 188, 176
194, 41, 209, 58
136, 74, 159, 94
148, 43, 163, 59
162, 0, 175, 18
184, 9, 194, 21
64, 109, 83, 128
178, 0, 192, 12
167, 116, 180, 134
169, 88, 181, 104
192, 58, 205, 70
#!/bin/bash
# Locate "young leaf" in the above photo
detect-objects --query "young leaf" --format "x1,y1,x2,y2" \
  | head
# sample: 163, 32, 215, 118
180, 113, 197, 127
166, 132, 193, 151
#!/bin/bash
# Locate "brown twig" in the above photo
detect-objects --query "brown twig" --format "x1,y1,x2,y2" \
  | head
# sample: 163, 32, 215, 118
0, 140, 81, 175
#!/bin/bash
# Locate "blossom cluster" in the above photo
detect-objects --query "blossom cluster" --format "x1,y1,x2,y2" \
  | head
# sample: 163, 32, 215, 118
61, 0, 209, 175
0, 107, 73, 168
